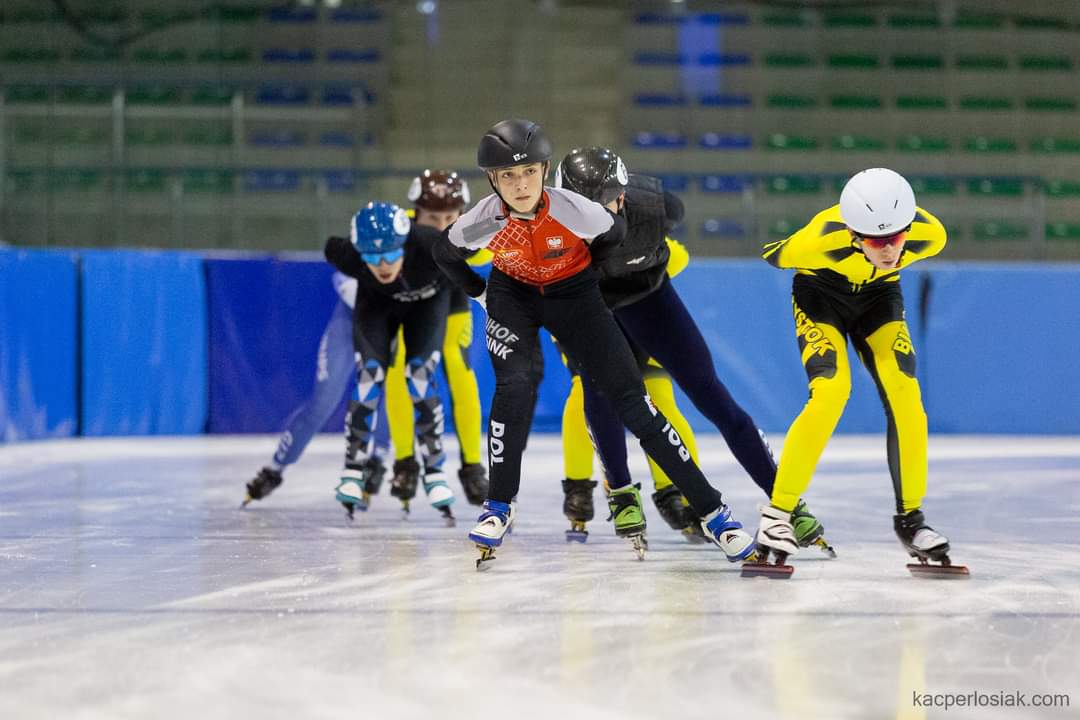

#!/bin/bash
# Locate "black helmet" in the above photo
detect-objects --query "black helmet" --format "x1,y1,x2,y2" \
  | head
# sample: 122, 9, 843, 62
477, 119, 553, 171
555, 147, 628, 205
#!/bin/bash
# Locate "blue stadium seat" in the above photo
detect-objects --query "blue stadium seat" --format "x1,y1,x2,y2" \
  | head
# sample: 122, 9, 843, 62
323, 171, 357, 192
633, 93, 687, 107
632, 132, 688, 149
330, 8, 383, 23
319, 131, 355, 148
249, 131, 306, 148
267, 7, 316, 23
262, 48, 315, 64
702, 219, 748, 237
699, 133, 752, 150
700, 175, 752, 192
698, 52, 751, 66
697, 13, 750, 26
632, 52, 688, 65
699, 94, 752, 108
634, 13, 688, 24
656, 174, 690, 192
326, 49, 381, 63
244, 170, 301, 192
256, 85, 311, 105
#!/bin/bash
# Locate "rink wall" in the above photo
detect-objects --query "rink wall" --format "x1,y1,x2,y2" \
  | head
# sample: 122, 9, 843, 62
1, 246, 1078, 442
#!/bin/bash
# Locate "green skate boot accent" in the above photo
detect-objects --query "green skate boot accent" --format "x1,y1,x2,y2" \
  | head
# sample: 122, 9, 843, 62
791, 499, 837, 558
607, 485, 647, 538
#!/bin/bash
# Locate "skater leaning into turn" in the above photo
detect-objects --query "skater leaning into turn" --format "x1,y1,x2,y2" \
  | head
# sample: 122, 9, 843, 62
243, 171, 488, 511
752, 167, 964, 577
432, 118, 755, 567
554, 147, 831, 552
324, 201, 457, 524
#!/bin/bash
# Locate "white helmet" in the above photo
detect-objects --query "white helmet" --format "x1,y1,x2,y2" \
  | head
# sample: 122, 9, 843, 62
839, 168, 916, 236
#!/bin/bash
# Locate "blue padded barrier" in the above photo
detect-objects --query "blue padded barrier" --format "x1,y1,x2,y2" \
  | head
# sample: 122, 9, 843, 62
0, 248, 78, 441
80, 251, 207, 436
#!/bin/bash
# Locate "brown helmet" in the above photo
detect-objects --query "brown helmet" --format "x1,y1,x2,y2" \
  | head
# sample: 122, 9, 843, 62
407, 169, 471, 212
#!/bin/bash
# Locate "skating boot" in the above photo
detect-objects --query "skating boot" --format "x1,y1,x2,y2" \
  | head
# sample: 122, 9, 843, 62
700, 503, 757, 564
741, 504, 796, 578
422, 466, 456, 526
652, 485, 706, 543
457, 463, 488, 506
389, 456, 421, 515
469, 500, 514, 570
334, 457, 385, 521
242, 467, 282, 507
607, 484, 648, 560
895, 509, 969, 578
791, 499, 836, 558
562, 478, 597, 543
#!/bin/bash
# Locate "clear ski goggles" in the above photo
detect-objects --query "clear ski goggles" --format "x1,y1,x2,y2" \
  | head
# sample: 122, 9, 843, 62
361, 248, 404, 265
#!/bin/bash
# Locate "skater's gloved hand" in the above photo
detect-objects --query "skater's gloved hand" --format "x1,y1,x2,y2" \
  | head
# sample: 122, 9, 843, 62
470, 290, 487, 311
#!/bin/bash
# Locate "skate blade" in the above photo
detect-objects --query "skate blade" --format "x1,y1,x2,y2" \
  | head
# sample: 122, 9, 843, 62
907, 562, 970, 578
682, 527, 707, 544
814, 537, 838, 558
741, 561, 795, 579
439, 507, 456, 527
565, 529, 588, 543
630, 535, 647, 561
240, 495, 254, 509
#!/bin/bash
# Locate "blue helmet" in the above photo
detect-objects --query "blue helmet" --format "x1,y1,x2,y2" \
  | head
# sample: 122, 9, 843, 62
350, 201, 411, 264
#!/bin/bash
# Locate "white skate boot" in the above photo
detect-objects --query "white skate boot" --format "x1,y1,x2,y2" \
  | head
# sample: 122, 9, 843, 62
469, 500, 514, 570
741, 504, 798, 579
700, 503, 757, 562
423, 468, 456, 526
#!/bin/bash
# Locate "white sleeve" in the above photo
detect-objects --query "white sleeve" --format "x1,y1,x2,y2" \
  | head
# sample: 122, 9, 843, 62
546, 187, 614, 240
332, 272, 358, 310
447, 194, 506, 250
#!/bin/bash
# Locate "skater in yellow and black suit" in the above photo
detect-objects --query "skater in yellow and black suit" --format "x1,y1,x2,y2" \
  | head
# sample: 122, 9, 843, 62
756, 167, 956, 564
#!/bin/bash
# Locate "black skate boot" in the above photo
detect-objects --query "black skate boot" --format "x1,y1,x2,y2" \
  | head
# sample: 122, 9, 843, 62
894, 509, 969, 578
390, 456, 421, 514
562, 478, 597, 543
360, 455, 386, 496
651, 485, 706, 543
335, 458, 387, 521
458, 463, 488, 506
242, 467, 283, 507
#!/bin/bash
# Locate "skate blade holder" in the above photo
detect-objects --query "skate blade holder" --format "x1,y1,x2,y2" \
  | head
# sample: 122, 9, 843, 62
630, 534, 647, 560
475, 545, 497, 571
438, 506, 456, 527
907, 560, 970, 579
812, 537, 838, 558
740, 560, 794, 579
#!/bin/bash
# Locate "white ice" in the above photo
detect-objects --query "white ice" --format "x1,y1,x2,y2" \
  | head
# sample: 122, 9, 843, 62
1, 434, 1078, 720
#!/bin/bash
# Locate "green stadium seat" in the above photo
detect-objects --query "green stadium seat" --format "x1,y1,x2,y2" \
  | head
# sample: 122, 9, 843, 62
897, 135, 951, 152
183, 127, 232, 146
197, 48, 253, 64
955, 55, 1009, 71
47, 169, 103, 191
13, 125, 49, 143
953, 14, 1006, 29
824, 13, 876, 28
82, 7, 126, 23
54, 127, 109, 145
126, 128, 175, 145
827, 54, 879, 69
7, 170, 36, 193
892, 54, 943, 70
7, 8, 61, 22
965, 137, 1019, 153
140, 9, 198, 25
767, 94, 817, 109
959, 96, 1014, 111
896, 95, 948, 110
765, 176, 822, 194
1025, 97, 1077, 112
766, 134, 818, 150
1046, 222, 1080, 240
764, 53, 815, 68
972, 221, 1029, 241
888, 14, 941, 28
58, 86, 112, 104
1032, 138, 1080, 153
1043, 180, 1080, 197
1020, 55, 1072, 71
769, 219, 801, 239
192, 86, 234, 105
830, 95, 882, 110
70, 47, 122, 63
5, 85, 50, 103
1014, 16, 1070, 31
2, 48, 61, 63
183, 170, 234, 193
968, 178, 1025, 196
832, 135, 886, 151
762, 13, 806, 27
126, 86, 182, 105
131, 48, 188, 64
205, 5, 262, 23
126, 169, 169, 193
909, 177, 958, 195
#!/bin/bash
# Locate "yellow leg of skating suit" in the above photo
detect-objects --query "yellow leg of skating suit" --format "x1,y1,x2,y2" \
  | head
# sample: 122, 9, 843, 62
385, 314, 483, 465
771, 319, 927, 514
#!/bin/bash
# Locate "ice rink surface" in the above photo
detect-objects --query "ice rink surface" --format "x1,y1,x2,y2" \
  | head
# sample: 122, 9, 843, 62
1, 434, 1078, 720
